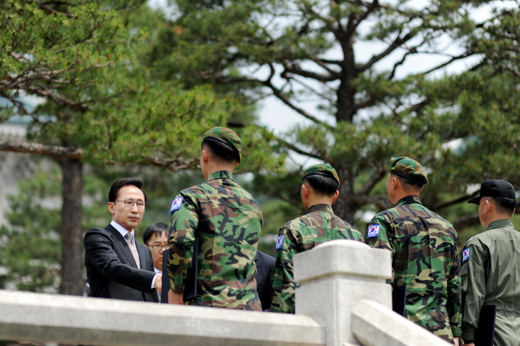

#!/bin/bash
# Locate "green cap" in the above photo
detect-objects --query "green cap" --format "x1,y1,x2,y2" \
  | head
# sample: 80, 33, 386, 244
302, 164, 340, 187
389, 156, 428, 185
203, 127, 242, 162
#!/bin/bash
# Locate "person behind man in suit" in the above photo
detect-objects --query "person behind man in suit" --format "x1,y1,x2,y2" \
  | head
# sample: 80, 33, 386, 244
143, 222, 169, 303
143, 222, 169, 273
84, 178, 161, 302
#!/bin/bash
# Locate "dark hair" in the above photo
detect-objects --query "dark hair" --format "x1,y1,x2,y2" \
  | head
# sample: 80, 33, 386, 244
143, 222, 169, 245
303, 174, 338, 196
394, 174, 424, 190
490, 197, 517, 215
201, 137, 239, 164
108, 178, 147, 202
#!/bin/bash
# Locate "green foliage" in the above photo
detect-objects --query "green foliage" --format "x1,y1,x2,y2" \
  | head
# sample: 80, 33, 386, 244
0, 164, 62, 292
156, 0, 520, 236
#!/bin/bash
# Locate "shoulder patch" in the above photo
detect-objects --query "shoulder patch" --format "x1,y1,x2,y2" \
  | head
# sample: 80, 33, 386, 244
170, 196, 184, 213
367, 224, 380, 239
462, 248, 470, 263
275, 235, 284, 250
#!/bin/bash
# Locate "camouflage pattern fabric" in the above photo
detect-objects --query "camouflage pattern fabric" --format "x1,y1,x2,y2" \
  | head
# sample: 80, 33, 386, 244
168, 170, 262, 310
271, 204, 364, 313
390, 156, 428, 185
203, 126, 242, 162
366, 195, 462, 341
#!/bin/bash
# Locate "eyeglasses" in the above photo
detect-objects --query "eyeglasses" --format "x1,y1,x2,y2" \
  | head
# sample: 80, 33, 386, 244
115, 199, 145, 209
147, 244, 169, 251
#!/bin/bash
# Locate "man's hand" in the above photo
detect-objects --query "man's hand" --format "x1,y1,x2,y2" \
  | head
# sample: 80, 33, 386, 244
168, 290, 184, 305
453, 337, 459, 346
154, 274, 162, 294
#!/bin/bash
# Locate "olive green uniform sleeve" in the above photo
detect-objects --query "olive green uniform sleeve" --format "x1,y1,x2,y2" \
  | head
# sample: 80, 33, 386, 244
271, 226, 299, 313
460, 240, 487, 342
168, 195, 199, 295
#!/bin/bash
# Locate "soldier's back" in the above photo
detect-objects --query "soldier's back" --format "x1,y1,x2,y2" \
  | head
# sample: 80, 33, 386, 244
181, 171, 263, 310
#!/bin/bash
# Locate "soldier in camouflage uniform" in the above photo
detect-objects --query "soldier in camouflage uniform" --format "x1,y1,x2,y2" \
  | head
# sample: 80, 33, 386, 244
271, 164, 364, 314
366, 157, 462, 344
167, 127, 262, 310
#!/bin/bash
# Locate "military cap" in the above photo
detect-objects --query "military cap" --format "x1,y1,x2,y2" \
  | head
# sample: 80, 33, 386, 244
389, 156, 428, 185
467, 179, 517, 205
302, 164, 340, 187
203, 127, 242, 162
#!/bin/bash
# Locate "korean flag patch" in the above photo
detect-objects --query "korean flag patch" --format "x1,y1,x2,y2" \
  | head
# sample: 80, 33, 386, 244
170, 196, 184, 213
275, 235, 284, 250
462, 248, 470, 264
367, 224, 380, 239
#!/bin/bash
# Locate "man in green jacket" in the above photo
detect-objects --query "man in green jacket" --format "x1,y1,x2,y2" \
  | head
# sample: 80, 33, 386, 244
366, 157, 462, 344
461, 179, 520, 346
270, 164, 363, 313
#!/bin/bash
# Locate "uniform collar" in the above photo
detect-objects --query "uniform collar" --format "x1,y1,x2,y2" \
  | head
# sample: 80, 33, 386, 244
306, 204, 333, 214
208, 170, 233, 181
487, 219, 513, 231
396, 195, 422, 206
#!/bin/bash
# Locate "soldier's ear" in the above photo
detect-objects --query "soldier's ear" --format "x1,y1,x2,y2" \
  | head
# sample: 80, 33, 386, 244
331, 190, 339, 204
201, 149, 210, 163
301, 183, 310, 198
484, 199, 493, 213
391, 176, 399, 190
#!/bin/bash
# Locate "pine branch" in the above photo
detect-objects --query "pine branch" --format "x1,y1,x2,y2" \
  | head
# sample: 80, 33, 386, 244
357, 30, 416, 72
282, 62, 340, 83
0, 141, 82, 159
0, 140, 200, 172
263, 65, 332, 129
432, 191, 480, 211
452, 214, 480, 231
419, 52, 472, 76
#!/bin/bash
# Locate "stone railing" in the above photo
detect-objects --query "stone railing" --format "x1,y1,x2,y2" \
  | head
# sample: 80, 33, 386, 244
0, 240, 450, 346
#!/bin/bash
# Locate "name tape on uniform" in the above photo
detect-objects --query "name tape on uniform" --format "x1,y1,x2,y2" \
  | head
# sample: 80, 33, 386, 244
462, 248, 470, 263
170, 196, 184, 213
367, 224, 380, 238
275, 235, 284, 250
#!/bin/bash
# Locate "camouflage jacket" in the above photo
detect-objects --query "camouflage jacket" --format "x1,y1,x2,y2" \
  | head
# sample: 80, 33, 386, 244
271, 204, 364, 313
366, 195, 462, 341
168, 170, 262, 310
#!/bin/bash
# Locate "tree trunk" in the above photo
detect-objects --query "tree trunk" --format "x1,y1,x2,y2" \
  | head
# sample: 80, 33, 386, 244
333, 162, 359, 223
58, 157, 83, 296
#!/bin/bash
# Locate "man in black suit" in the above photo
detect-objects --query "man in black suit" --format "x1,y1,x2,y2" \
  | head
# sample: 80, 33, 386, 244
84, 178, 161, 302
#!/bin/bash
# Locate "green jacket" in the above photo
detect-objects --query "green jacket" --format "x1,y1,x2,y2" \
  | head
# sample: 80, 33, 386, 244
168, 170, 262, 310
271, 204, 363, 313
461, 219, 520, 346
366, 196, 462, 342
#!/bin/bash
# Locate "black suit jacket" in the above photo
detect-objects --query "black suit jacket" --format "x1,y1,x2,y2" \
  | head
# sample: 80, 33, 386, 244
84, 224, 157, 302
255, 250, 275, 311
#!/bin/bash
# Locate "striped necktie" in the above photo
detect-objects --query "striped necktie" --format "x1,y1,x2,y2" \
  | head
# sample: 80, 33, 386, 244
125, 233, 141, 269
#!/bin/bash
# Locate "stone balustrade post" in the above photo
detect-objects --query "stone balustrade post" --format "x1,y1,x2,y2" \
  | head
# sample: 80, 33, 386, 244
294, 239, 393, 346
